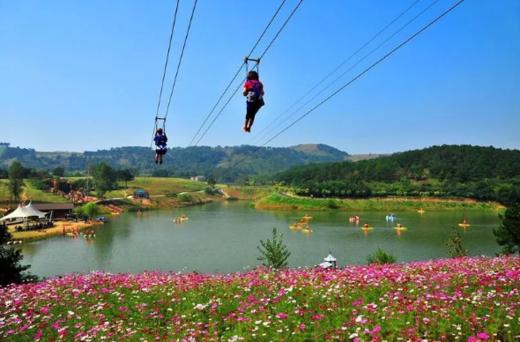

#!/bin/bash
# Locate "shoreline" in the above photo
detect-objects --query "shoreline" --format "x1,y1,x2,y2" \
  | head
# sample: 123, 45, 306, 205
254, 192, 504, 212
9, 220, 103, 242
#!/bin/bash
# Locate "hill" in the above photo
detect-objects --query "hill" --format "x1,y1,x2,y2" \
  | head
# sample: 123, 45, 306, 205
276, 145, 520, 204
0, 143, 348, 182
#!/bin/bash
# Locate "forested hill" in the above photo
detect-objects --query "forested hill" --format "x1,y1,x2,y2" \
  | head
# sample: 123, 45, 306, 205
276, 145, 520, 204
0, 143, 348, 182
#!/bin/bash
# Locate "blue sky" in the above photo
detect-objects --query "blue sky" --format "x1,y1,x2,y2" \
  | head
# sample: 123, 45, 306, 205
0, 0, 519, 154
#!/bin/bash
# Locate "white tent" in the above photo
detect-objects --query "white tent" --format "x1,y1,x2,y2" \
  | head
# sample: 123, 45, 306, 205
0, 202, 48, 222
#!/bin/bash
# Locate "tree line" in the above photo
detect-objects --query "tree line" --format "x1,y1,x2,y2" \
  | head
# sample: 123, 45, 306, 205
0, 144, 347, 182
1, 161, 135, 202
275, 145, 520, 205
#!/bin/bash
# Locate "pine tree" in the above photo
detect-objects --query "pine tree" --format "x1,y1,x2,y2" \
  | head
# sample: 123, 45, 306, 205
0, 224, 37, 286
257, 228, 291, 269
446, 227, 468, 257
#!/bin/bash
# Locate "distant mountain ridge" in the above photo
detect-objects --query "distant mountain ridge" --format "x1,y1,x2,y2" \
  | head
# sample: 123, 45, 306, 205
0, 143, 349, 182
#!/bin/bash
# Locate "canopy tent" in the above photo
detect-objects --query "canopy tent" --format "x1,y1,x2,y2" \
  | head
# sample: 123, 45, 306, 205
0, 202, 48, 222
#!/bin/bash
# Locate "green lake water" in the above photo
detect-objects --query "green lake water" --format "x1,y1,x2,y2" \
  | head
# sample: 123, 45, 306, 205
20, 202, 501, 278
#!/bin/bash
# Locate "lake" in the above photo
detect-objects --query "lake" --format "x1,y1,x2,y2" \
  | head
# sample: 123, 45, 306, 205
20, 202, 501, 277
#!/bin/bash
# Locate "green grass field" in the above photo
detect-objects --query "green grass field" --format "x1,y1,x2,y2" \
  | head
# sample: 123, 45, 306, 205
0, 179, 68, 204
255, 192, 504, 212
0, 177, 208, 205
104, 177, 208, 198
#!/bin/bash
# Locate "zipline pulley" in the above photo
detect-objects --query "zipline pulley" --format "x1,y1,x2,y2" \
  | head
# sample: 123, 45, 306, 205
244, 57, 261, 75
154, 116, 167, 133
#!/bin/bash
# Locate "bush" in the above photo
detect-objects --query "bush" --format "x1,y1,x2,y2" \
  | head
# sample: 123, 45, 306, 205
257, 228, 291, 269
81, 202, 101, 220
28, 178, 51, 191
367, 248, 396, 264
177, 193, 193, 203
326, 199, 339, 209
494, 204, 520, 255
446, 227, 468, 257
204, 187, 220, 196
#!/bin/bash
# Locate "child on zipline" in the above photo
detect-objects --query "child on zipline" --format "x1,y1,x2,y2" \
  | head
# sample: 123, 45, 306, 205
154, 128, 168, 165
242, 70, 264, 132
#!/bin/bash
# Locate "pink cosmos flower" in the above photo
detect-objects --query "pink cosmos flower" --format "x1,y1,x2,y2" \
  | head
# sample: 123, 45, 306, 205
312, 314, 324, 321
477, 332, 490, 340
369, 325, 381, 335
51, 321, 60, 330
276, 312, 288, 320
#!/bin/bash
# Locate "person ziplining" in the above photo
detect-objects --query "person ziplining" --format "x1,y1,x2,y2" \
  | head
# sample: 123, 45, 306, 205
154, 128, 168, 164
149, 0, 198, 165
242, 58, 265, 132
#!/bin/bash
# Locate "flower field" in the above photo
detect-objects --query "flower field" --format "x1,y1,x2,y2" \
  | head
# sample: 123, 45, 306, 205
1, 257, 519, 341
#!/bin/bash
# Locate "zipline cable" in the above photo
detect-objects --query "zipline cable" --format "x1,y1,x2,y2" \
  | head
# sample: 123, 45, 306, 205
154, 0, 181, 120
150, 0, 180, 147
249, 0, 422, 144
191, 0, 305, 146
163, 0, 199, 120
260, 0, 465, 147
258, 0, 304, 61
187, 0, 289, 146
252, 0, 440, 144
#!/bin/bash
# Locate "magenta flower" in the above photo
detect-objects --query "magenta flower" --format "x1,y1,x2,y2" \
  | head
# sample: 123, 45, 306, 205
312, 314, 324, 321
0, 256, 517, 340
477, 332, 490, 340
369, 325, 381, 335
276, 312, 288, 320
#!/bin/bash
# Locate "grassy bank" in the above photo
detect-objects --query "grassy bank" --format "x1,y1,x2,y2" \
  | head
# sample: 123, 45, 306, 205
1, 257, 518, 340
1, 177, 506, 217
255, 192, 504, 212
220, 185, 272, 201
